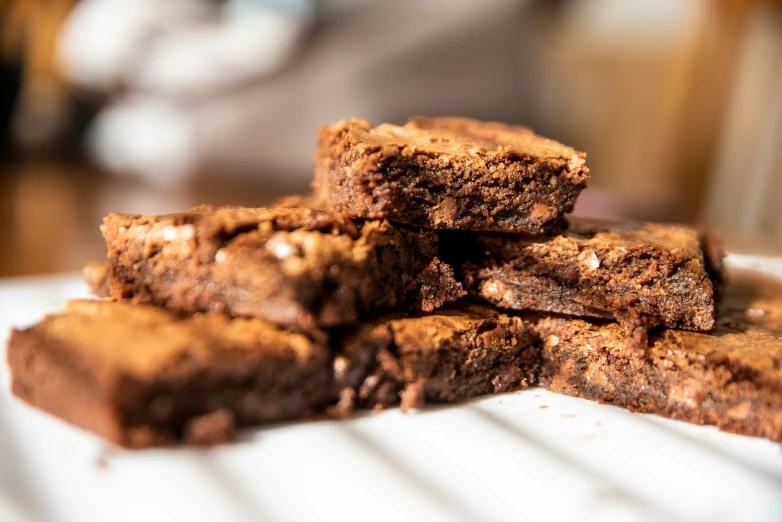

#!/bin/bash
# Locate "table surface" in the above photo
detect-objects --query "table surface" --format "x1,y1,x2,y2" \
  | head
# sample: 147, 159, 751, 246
1, 255, 782, 522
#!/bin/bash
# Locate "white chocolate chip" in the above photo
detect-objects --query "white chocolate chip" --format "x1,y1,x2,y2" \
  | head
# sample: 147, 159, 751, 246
266, 235, 295, 259
726, 402, 751, 420
568, 153, 585, 170
162, 224, 194, 242
215, 250, 227, 263
578, 250, 600, 271
333, 356, 348, 380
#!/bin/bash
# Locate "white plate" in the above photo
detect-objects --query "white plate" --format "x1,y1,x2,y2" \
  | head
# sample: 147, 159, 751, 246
1, 255, 781, 522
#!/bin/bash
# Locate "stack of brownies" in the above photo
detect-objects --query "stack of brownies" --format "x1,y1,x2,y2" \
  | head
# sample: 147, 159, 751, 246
7, 117, 782, 448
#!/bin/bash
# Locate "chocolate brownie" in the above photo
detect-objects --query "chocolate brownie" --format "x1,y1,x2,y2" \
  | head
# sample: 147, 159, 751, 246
314, 117, 589, 233
535, 269, 782, 441
6, 300, 331, 448
102, 205, 463, 332
333, 302, 539, 412
462, 217, 723, 347
83, 261, 110, 298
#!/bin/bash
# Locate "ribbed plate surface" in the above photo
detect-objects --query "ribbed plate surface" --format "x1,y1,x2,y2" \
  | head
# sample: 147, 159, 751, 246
1, 255, 781, 522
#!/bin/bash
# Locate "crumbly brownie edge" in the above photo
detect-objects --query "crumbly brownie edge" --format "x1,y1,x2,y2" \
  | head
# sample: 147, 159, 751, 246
333, 305, 540, 411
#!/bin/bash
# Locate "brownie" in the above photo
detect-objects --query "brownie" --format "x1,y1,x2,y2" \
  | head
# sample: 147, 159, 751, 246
462, 217, 723, 347
333, 302, 539, 412
83, 261, 110, 298
535, 269, 782, 442
102, 205, 463, 332
6, 300, 331, 448
314, 117, 589, 233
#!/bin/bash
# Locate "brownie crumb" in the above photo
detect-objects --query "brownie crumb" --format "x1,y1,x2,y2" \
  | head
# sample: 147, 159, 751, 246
328, 388, 357, 420
400, 380, 425, 413
184, 410, 237, 446
83, 261, 110, 298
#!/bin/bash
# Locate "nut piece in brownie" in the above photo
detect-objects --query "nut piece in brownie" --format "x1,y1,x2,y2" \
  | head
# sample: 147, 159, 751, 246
314, 117, 589, 233
462, 217, 723, 347
333, 302, 539, 412
102, 205, 463, 332
6, 300, 331, 448
535, 269, 782, 442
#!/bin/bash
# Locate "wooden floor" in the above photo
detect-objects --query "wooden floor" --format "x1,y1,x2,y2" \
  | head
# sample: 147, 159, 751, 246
0, 161, 299, 277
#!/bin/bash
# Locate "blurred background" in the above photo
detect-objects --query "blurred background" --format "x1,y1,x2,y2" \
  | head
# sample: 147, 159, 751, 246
0, 0, 781, 277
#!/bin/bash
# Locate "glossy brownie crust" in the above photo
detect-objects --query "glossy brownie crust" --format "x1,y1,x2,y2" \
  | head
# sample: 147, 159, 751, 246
102, 205, 463, 332
334, 302, 539, 411
7, 300, 330, 448
463, 217, 722, 340
535, 270, 782, 442
314, 117, 589, 233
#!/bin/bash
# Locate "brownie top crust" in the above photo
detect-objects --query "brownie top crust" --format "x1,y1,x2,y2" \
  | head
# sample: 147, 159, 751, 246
103, 204, 360, 266
37, 299, 318, 380
344, 117, 587, 167
564, 217, 705, 257
370, 301, 531, 355
405, 116, 585, 164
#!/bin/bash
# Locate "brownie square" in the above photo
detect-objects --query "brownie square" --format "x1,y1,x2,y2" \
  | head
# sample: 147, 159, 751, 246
535, 270, 782, 442
102, 205, 463, 332
314, 117, 589, 233
6, 300, 331, 448
462, 217, 723, 346
333, 302, 539, 412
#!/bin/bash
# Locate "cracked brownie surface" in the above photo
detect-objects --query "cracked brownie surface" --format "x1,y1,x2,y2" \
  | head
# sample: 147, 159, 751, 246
314, 117, 589, 233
